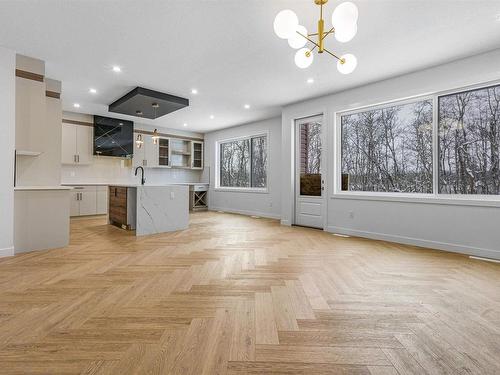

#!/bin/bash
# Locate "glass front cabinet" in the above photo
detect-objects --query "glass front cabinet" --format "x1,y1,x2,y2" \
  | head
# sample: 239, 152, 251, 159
158, 137, 170, 167
191, 141, 203, 169
133, 133, 203, 170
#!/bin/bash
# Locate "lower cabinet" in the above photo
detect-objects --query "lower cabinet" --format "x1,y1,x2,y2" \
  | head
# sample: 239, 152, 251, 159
70, 186, 108, 217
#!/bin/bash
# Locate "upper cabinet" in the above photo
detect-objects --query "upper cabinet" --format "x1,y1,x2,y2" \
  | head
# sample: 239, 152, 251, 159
191, 141, 203, 169
133, 132, 160, 168
170, 138, 192, 168
158, 138, 170, 167
133, 132, 205, 170
61, 123, 93, 165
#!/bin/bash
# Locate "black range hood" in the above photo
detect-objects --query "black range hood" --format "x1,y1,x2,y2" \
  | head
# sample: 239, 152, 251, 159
109, 87, 189, 119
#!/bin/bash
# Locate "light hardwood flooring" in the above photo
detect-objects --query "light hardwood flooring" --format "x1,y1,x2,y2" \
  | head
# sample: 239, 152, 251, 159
0, 211, 499, 374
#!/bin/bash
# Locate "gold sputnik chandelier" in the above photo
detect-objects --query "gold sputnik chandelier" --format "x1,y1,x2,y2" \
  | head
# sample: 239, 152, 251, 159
274, 0, 358, 73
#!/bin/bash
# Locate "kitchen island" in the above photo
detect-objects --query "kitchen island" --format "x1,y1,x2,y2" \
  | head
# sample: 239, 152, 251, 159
108, 184, 189, 236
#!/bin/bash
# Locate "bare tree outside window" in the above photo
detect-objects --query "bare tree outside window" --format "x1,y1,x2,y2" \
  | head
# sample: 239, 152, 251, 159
219, 135, 267, 189
220, 139, 250, 187
300, 121, 322, 196
251, 136, 267, 188
439, 85, 500, 195
341, 100, 433, 193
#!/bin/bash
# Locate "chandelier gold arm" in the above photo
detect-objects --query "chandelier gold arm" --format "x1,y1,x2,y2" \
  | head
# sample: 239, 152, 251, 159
321, 26, 335, 41
296, 30, 344, 63
308, 26, 334, 39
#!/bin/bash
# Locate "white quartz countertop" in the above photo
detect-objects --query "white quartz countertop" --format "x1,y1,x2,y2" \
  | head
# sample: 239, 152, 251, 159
15, 186, 73, 191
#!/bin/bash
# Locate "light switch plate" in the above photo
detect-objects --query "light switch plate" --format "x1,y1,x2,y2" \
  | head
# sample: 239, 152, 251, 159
170, 191, 175, 200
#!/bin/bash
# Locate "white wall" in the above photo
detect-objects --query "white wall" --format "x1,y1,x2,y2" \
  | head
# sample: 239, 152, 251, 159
282, 49, 500, 260
60, 111, 203, 185
0, 47, 16, 257
16, 72, 62, 187
204, 117, 282, 219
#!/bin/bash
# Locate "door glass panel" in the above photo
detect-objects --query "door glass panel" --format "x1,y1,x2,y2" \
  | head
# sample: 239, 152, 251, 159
299, 120, 322, 196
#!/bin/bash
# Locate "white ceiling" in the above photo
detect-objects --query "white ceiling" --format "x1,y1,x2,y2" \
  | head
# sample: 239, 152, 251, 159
1, 0, 499, 132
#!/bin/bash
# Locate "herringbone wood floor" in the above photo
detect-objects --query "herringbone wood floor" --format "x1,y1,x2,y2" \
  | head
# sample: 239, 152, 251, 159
0, 212, 499, 374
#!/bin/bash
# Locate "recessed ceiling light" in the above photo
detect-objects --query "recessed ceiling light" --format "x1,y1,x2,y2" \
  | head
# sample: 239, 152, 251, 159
183, 123, 188, 127
112, 66, 121, 73
307, 78, 314, 84
191, 89, 198, 94
244, 104, 251, 109
210, 115, 215, 119
73, 103, 80, 108
89, 88, 97, 94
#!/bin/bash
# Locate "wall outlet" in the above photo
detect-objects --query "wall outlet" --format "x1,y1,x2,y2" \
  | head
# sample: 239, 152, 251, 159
170, 191, 175, 200
349, 211, 355, 219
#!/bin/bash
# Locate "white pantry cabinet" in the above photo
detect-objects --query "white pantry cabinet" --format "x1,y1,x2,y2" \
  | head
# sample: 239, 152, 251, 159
69, 185, 108, 216
62, 123, 93, 165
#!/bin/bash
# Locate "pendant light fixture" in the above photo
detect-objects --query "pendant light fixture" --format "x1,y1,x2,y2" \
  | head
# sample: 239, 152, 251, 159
135, 133, 144, 148
151, 129, 160, 145
151, 103, 160, 145
274, 0, 358, 74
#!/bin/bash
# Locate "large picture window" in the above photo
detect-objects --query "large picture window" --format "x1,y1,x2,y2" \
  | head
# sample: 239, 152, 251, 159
341, 99, 433, 193
438, 85, 500, 195
219, 134, 267, 189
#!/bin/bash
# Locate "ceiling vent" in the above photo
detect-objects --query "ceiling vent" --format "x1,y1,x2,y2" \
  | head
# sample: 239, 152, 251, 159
109, 87, 189, 119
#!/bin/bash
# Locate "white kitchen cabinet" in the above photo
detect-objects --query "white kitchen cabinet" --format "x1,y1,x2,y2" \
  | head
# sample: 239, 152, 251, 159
79, 190, 98, 216
62, 124, 77, 164
76, 126, 93, 164
191, 141, 203, 169
96, 186, 108, 215
133, 133, 159, 168
61, 123, 93, 165
133, 132, 146, 168
70, 190, 80, 216
69, 185, 107, 216
144, 134, 159, 167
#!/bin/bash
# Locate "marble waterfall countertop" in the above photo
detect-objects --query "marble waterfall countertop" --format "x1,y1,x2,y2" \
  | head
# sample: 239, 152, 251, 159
109, 184, 191, 236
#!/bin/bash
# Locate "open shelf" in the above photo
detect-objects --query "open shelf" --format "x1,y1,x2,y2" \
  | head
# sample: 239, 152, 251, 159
16, 150, 42, 156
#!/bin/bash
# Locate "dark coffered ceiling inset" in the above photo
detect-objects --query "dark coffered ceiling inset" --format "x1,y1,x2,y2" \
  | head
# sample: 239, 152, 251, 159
109, 87, 189, 119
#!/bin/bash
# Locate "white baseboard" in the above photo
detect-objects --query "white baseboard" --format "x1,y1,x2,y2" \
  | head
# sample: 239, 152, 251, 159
209, 206, 280, 220
0, 246, 14, 258
326, 226, 500, 261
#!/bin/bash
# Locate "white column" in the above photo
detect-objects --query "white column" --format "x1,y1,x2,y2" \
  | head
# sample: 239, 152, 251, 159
0, 46, 16, 257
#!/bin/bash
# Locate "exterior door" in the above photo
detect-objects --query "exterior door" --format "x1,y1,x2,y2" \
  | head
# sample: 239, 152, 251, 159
294, 115, 325, 228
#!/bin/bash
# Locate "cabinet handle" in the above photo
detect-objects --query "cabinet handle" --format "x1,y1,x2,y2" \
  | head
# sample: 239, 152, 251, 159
77, 155, 80, 163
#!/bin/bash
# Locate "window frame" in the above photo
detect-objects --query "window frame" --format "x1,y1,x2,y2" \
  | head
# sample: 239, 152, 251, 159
215, 131, 269, 193
333, 80, 500, 207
